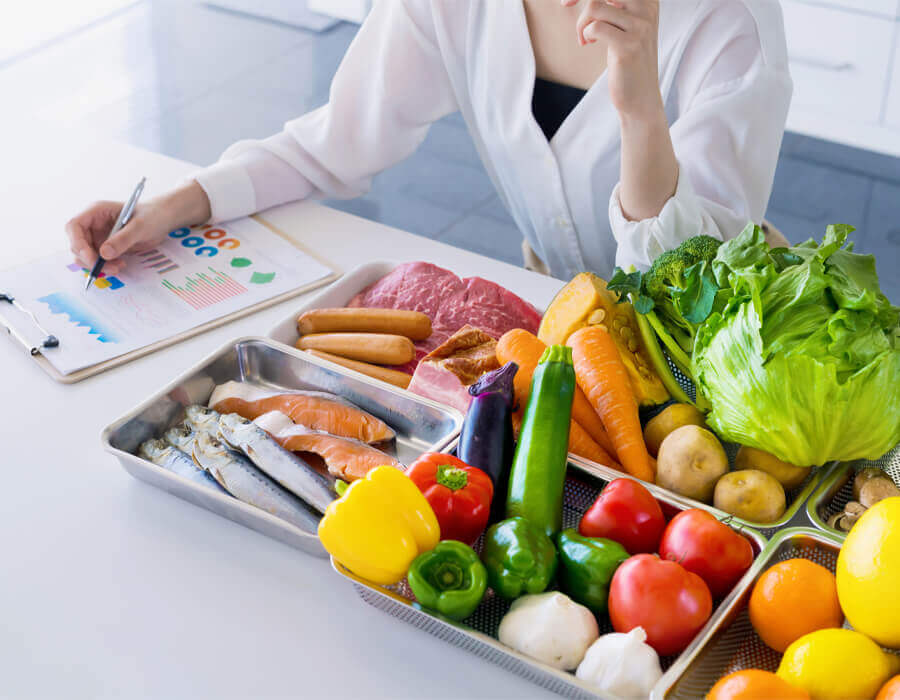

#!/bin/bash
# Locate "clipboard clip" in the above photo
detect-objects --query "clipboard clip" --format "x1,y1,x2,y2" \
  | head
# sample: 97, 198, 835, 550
0, 293, 59, 356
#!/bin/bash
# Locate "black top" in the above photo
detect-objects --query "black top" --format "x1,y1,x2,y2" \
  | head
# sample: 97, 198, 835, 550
531, 77, 588, 141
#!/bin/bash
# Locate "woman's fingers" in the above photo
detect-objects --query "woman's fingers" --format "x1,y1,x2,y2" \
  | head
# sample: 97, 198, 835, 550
65, 219, 98, 269
99, 216, 147, 260
576, 1, 632, 44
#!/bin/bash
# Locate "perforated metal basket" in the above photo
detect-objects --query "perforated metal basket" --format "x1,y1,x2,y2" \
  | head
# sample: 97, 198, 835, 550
625, 358, 830, 537
807, 443, 900, 538
653, 526, 900, 699
334, 456, 767, 699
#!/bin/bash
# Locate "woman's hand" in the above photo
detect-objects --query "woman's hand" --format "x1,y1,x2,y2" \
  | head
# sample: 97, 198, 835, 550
562, 0, 663, 122
65, 181, 212, 275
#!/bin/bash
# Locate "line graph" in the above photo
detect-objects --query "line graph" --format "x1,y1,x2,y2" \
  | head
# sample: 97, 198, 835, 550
161, 267, 247, 310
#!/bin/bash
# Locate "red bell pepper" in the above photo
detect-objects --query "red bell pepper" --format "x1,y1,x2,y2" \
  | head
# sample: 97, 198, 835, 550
406, 453, 493, 545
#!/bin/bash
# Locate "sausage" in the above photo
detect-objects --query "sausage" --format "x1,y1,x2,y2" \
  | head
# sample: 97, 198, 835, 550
297, 308, 432, 340
305, 349, 412, 389
296, 333, 415, 365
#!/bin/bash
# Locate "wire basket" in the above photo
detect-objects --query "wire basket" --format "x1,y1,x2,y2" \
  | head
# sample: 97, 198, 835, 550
614, 355, 830, 537
336, 460, 767, 699
807, 443, 900, 538
654, 527, 899, 699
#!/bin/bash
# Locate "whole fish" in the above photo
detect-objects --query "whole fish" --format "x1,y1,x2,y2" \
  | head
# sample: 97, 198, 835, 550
192, 430, 321, 533
217, 412, 336, 514
139, 438, 228, 494
184, 405, 221, 435
164, 423, 198, 453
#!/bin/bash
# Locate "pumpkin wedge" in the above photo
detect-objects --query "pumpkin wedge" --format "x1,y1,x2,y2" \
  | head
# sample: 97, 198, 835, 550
539, 272, 669, 406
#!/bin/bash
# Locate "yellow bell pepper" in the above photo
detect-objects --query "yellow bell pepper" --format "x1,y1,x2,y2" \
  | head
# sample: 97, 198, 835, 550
318, 466, 440, 585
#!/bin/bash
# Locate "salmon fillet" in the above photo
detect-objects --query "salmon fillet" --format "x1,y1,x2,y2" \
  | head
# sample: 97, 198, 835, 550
254, 410, 401, 481
208, 381, 395, 444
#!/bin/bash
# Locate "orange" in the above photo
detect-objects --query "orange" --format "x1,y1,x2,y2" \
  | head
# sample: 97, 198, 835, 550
878, 676, 900, 700
707, 669, 810, 700
748, 558, 843, 653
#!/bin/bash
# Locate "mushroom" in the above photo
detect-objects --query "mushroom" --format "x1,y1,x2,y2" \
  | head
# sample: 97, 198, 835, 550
858, 477, 900, 508
845, 501, 867, 515
853, 468, 886, 501
829, 501, 868, 532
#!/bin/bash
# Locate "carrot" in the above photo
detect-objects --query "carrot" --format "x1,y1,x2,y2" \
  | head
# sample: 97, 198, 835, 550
497, 329, 618, 459
511, 411, 621, 470
567, 326, 655, 483
568, 420, 622, 470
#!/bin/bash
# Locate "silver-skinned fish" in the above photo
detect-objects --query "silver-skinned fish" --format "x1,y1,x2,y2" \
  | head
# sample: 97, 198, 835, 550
217, 412, 336, 514
164, 423, 198, 453
139, 438, 228, 494
192, 431, 321, 533
184, 405, 221, 435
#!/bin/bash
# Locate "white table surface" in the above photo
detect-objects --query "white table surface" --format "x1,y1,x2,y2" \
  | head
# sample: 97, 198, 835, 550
0, 123, 567, 699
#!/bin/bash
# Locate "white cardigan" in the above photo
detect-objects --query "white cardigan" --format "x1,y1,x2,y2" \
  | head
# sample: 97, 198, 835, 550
194, 0, 792, 279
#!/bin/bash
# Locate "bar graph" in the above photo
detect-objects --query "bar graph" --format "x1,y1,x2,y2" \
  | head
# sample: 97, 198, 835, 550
162, 267, 247, 310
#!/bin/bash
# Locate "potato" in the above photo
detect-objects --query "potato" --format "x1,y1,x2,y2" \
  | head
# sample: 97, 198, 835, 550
714, 469, 786, 523
644, 404, 708, 457
734, 446, 811, 490
656, 425, 728, 502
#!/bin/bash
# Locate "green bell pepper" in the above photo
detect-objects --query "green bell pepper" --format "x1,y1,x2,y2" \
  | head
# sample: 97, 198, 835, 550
406, 540, 487, 621
557, 528, 629, 615
482, 517, 558, 600
505, 345, 576, 537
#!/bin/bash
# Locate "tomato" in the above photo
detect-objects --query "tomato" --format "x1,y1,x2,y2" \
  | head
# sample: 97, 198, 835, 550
658, 509, 755, 598
609, 554, 713, 656
578, 478, 665, 554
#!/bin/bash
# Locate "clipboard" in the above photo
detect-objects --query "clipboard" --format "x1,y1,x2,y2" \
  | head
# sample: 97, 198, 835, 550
0, 215, 341, 384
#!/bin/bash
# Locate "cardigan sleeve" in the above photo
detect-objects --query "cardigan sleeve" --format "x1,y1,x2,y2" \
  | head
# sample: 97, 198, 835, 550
192, 0, 458, 223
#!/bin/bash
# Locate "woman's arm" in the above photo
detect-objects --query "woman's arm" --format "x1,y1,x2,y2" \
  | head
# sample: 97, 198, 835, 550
571, 0, 792, 269
66, 0, 457, 270
196, 0, 458, 224
566, 0, 679, 221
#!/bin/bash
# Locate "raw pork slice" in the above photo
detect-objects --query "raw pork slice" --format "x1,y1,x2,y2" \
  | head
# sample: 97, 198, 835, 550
407, 325, 499, 412
347, 262, 541, 373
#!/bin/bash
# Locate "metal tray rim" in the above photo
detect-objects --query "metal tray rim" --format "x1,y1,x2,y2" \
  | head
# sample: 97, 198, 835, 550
265, 260, 397, 345
101, 334, 463, 453
100, 335, 463, 555
567, 454, 824, 533
334, 452, 768, 700
650, 526, 845, 699
806, 461, 852, 538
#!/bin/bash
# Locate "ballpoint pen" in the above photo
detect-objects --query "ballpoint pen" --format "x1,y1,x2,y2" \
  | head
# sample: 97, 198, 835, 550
84, 176, 146, 292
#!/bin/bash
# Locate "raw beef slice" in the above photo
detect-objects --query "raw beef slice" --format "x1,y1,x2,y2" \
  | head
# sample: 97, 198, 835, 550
348, 262, 542, 373
407, 325, 500, 412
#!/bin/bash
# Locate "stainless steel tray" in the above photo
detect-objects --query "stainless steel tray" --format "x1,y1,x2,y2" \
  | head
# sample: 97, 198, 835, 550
335, 445, 768, 699
268, 261, 825, 536
101, 336, 463, 557
807, 443, 900, 538
652, 527, 896, 699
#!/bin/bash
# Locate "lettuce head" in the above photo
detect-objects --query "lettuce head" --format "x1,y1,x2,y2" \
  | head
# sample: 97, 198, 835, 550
692, 224, 899, 466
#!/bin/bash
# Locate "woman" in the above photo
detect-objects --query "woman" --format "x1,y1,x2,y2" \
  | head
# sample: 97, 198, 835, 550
66, 0, 791, 280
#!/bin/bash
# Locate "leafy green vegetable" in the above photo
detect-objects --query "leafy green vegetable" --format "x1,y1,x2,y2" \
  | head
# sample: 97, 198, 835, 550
693, 224, 900, 465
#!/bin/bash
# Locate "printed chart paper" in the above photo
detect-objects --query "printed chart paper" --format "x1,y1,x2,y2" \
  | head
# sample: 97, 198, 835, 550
0, 218, 332, 374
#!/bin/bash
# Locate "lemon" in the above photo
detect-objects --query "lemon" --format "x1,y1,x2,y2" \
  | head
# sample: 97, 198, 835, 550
836, 496, 900, 648
776, 628, 896, 700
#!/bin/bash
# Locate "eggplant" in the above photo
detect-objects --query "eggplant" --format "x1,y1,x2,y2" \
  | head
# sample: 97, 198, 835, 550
458, 361, 517, 523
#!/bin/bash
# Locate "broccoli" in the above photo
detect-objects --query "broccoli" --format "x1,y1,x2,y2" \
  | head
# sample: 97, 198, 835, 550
642, 235, 722, 302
